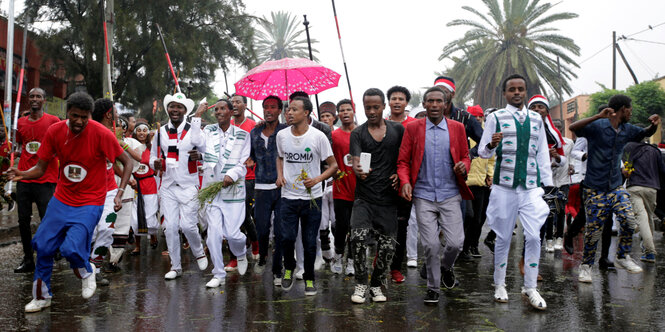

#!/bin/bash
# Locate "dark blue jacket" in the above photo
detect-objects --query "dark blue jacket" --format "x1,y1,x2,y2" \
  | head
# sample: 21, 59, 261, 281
624, 142, 665, 190
250, 123, 288, 185
576, 118, 646, 191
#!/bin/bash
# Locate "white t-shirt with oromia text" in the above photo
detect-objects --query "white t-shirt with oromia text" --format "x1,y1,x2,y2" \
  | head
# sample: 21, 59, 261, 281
277, 125, 333, 200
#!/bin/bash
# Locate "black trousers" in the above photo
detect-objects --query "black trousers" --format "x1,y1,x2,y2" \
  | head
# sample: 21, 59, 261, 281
390, 198, 413, 271
463, 186, 490, 251
333, 199, 354, 256
17, 182, 56, 259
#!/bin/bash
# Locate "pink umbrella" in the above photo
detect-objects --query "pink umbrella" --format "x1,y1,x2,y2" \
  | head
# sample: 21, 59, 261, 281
234, 57, 341, 101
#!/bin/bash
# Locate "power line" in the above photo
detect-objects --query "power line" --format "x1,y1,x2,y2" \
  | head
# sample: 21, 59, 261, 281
625, 38, 665, 46
625, 21, 665, 38
579, 43, 611, 65
577, 22, 665, 65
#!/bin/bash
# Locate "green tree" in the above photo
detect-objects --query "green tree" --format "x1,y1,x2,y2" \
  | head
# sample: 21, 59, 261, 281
23, 0, 255, 116
254, 11, 318, 63
583, 81, 665, 126
585, 87, 623, 119
439, 0, 580, 107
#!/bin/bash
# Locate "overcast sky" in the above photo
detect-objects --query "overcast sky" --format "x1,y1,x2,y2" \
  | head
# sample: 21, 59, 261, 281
232, 0, 665, 121
5, 0, 665, 121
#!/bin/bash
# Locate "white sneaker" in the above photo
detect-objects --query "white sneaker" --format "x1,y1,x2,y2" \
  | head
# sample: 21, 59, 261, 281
273, 274, 282, 287
109, 247, 124, 264
521, 287, 547, 310
81, 269, 97, 299
25, 298, 52, 313
314, 255, 325, 271
615, 255, 643, 273
494, 285, 508, 303
554, 237, 563, 251
295, 268, 304, 280
322, 249, 335, 261
545, 240, 554, 253
369, 286, 386, 302
351, 284, 368, 304
331, 254, 343, 274
164, 270, 182, 280
578, 264, 592, 283
206, 277, 225, 288
345, 259, 355, 276
196, 255, 208, 271
237, 256, 248, 276
406, 258, 417, 268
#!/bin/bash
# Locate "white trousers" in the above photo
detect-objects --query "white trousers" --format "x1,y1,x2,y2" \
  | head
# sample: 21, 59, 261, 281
114, 199, 133, 236
486, 186, 548, 289
406, 205, 419, 260
320, 186, 335, 230
160, 184, 205, 271
204, 199, 246, 279
131, 193, 160, 236
91, 189, 118, 261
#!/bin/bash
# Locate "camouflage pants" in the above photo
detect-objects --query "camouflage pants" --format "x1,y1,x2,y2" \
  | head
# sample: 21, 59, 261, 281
349, 199, 397, 287
350, 228, 395, 287
582, 186, 636, 265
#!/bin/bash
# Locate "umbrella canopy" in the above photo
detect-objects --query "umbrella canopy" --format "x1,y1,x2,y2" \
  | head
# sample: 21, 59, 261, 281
234, 58, 341, 101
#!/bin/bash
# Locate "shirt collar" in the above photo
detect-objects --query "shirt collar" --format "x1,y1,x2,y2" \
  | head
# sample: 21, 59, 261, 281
505, 104, 527, 114
425, 117, 448, 130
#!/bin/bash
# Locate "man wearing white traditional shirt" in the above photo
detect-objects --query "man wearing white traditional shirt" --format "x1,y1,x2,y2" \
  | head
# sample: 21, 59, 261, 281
150, 92, 208, 280
199, 99, 251, 287
478, 74, 552, 310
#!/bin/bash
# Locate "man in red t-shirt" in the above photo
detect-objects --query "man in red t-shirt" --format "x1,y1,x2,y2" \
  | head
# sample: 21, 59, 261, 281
8, 92, 133, 313
14, 88, 61, 274
227, 93, 259, 270
385, 85, 416, 284
330, 99, 358, 276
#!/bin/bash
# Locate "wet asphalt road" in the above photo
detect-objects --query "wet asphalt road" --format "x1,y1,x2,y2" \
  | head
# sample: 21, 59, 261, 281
1, 223, 665, 331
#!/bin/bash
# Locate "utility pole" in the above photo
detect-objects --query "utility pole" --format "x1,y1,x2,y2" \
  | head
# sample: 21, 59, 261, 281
612, 31, 616, 89
302, 15, 320, 118
102, 0, 114, 99
615, 42, 639, 84
556, 56, 565, 133
3, 0, 15, 132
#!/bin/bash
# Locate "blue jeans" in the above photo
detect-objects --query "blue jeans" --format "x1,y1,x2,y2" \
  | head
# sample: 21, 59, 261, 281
281, 197, 322, 281
254, 188, 283, 275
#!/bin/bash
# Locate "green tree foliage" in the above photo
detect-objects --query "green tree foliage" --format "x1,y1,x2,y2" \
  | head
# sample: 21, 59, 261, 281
584, 81, 665, 126
254, 11, 318, 63
23, 0, 255, 119
439, 0, 580, 108
585, 88, 623, 118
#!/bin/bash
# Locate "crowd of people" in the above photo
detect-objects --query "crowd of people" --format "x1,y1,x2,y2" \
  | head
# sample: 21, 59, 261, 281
8, 72, 662, 313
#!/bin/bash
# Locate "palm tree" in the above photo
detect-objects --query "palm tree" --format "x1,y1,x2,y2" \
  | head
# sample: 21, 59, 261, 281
439, 0, 580, 107
254, 11, 319, 63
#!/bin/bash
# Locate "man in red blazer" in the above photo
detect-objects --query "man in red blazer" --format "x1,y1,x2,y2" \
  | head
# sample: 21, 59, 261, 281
397, 86, 472, 304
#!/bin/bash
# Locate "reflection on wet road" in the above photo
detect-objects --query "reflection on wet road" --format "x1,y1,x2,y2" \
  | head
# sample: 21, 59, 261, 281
1, 228, 664, 330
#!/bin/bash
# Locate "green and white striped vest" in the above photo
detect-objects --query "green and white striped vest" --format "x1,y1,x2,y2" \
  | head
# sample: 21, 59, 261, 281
492, 108, 543, 189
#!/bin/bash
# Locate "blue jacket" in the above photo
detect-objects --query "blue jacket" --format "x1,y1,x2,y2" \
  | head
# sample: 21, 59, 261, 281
575, 118, 646, 191
250, 123, 288, 185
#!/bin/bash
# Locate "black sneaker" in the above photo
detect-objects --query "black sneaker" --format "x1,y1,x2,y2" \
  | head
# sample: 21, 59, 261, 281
563, 233, 574, 255
281, 270, 294, 291
14, 258, 34, 273
419, 263, 427, 280
441, 267, 457, 289
484, 237, 495, 253
470, 246, 481, 258
7, 199, 15, 212
458, 251, 472, 261
599, 257, 615, 270
424, 290, 439, 304
304, 280, 317, 296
